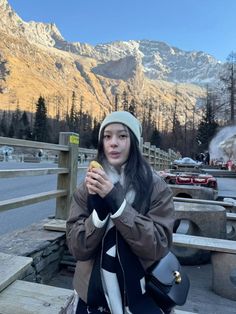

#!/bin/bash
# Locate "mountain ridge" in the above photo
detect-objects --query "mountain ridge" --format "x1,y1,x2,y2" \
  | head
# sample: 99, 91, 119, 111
1, 0, 222, 84
0, 0, 219, 121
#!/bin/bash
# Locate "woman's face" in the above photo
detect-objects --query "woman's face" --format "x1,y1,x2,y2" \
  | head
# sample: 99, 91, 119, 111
103, 123, 131, 169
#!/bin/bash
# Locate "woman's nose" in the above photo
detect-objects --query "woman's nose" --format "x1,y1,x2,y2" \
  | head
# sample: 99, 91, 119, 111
110, 136, 118, 146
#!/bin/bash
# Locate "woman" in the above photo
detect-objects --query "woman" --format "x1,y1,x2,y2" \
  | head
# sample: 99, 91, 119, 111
66, 111, 175, 314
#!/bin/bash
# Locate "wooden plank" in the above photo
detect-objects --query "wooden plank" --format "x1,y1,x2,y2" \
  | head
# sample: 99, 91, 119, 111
44, 219, 66, 232
0, 168, 68, 178
78, 147, 97, 155
173, 233, 236, 253
227, 212, 236, 221
175, 310, 196, 314
174, 197, 235, 209
0, 136, 69, 151
77, 166, 89, 170
45, 218, 236, 253
0, 280, 73, 314
0, 190, 67, 212
0, 253, 32, 293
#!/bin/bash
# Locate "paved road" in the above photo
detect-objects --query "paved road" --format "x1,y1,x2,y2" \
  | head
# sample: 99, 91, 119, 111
0, 161, 87, 235
203, 168, 236, 200
0, 162, 236, 235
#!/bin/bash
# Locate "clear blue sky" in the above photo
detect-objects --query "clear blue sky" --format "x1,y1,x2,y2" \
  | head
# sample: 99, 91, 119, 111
7, 0, 236, 61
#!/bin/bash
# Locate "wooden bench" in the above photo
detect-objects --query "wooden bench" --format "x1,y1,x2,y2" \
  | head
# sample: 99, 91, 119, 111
174, 197, 236, 212
173, 233, 236, 301
0, 252, 32, 292
170, 184, 218, 200
0, 280, 73, 314
173, 233, 236, 253
0, 252, 73, 313
174, 202, 227, 263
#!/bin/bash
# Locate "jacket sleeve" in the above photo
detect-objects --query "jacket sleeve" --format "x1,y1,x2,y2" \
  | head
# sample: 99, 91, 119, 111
111, 174, 175, 265
66, 182, 107, 261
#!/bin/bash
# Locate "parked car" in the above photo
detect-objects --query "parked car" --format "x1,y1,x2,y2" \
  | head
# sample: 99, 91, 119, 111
158, 169, 218, 190
160, 155, 218, 191
171, 157, 202, 169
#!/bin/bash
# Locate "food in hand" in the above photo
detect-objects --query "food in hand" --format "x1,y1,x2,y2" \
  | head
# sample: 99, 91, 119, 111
89, 160, 103, 170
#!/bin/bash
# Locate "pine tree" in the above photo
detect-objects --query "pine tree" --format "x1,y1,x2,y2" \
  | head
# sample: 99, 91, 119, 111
196, 89, 219, 152
91, 118, 101, 148
0, 111, 8, 136
122, 90, 129, 111
78, 95, 84, 134
141, 98, 148, 141
114, 93, 119, 111
69, 91, 77, 131
9, 105, 21, 138
128, 98, 136, 116
8, 122, 15, 138
20, 111, 32, 139
150, 127, 162, 147
33, 96, 49, 142
220, 52, 236, 124
80, 112, 93, 147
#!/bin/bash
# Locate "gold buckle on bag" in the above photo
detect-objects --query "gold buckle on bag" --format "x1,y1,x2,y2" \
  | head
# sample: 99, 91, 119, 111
173, 271, 182, 284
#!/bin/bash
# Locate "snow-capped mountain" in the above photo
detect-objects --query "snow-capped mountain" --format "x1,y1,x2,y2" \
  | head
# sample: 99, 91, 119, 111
85, 40, 222, 84
0, 0, 223, 118
0, 0, 222, 85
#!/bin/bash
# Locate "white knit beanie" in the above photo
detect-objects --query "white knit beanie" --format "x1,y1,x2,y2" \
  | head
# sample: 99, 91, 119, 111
99, 111, 142, 143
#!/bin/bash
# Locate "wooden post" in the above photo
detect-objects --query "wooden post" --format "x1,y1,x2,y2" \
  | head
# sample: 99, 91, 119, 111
144, 142, 151, 164
168, 148, 172, 168
160, 149, 165, 170
157, 149, 160, 170
139, 137, 144, 153
56, 132, 79, 219
151, 145, 157, 169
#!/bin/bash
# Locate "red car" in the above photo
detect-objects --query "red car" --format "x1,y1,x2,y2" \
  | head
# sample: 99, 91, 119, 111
159, 157, 218, 190
158, 169, 218, 190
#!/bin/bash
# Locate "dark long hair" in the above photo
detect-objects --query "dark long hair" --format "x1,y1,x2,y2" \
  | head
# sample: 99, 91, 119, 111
96, 127, 154, 214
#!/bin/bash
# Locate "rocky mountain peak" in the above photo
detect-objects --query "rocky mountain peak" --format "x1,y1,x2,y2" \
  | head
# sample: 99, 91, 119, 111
0, 0, 65, 47
0, 0, 23, 30
0, 0, 12, 10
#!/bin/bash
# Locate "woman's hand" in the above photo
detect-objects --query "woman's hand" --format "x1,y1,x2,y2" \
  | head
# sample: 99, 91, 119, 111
85, 168, 114, 198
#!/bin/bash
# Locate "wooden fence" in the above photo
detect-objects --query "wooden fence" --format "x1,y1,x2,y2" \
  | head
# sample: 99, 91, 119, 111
0, 133, 178, 220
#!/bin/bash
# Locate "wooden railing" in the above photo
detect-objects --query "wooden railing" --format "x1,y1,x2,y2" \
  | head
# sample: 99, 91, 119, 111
0, 133, 177, 220
141, 139, 178, 170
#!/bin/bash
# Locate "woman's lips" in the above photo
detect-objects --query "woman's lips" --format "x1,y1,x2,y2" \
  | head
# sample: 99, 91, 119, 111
109, 152, 120, 158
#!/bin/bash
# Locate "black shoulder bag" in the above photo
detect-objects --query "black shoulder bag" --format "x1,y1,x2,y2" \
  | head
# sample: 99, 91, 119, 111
146, 251, 190, 313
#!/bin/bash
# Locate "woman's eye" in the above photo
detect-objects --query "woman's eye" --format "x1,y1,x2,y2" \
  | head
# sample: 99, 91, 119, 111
120, 134, 127, 139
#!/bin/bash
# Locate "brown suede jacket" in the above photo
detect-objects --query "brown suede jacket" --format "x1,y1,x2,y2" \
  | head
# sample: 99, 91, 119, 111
66, 172, 175, 303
